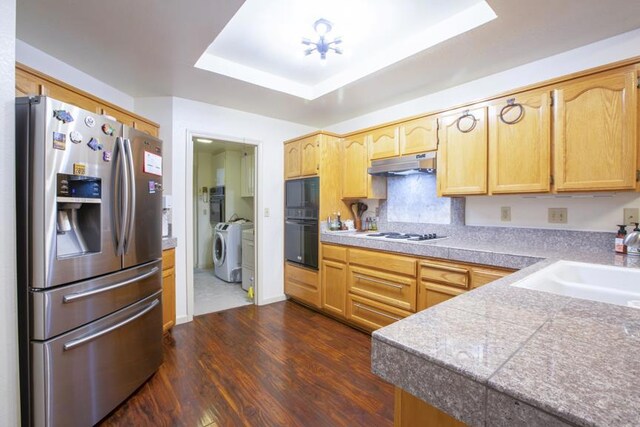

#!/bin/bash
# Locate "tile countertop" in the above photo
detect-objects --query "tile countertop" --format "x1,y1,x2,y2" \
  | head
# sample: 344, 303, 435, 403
320, 231, 640, 426
162, 236, 177, 250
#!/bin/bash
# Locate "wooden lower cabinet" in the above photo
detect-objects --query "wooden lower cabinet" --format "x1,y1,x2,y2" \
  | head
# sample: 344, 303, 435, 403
285, 262, 321, 308
347, 294, 412, 331
314, 244, 516, 330
395, 388, 466, 427
321, 259, 347, 317
162, 249, 176, 332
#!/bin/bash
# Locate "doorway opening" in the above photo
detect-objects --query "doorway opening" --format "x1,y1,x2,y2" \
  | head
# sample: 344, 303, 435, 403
192, 136, 256, 315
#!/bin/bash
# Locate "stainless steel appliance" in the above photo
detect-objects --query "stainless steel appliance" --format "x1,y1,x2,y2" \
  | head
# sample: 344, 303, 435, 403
16, 96, 164, 427
368, 152, 436, 176
209, 185, 225, 225
285, 177, 319, 269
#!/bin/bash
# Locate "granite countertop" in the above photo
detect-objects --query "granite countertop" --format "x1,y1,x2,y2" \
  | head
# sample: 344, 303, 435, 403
321, 231, 640, 426
162, 236, 177, 250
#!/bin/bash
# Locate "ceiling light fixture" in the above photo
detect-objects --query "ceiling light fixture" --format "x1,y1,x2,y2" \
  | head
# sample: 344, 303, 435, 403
196, 138, 213, 143
302, 18, 342, 61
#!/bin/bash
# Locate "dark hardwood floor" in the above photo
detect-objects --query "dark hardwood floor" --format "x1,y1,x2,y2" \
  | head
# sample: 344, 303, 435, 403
99, 301, 394, 426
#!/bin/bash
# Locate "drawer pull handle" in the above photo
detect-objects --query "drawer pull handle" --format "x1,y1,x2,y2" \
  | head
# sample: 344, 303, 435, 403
63, 298, 159, 351
354, 303, 402, 322
354, 274, 404, 290
421, 262, 468, 276
63, 266, 160, 303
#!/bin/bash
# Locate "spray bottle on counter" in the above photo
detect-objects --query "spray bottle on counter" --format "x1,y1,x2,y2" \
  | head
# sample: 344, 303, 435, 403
615, 224, 628, 254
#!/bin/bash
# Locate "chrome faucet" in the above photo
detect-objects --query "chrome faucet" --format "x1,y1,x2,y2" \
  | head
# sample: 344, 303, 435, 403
623, 223, 640, 256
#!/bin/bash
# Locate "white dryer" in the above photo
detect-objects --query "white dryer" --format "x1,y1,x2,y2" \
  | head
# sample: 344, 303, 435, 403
213, 222, 253, 282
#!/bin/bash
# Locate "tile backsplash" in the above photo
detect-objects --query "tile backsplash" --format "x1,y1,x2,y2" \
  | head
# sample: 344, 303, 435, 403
386, 174, 463, 224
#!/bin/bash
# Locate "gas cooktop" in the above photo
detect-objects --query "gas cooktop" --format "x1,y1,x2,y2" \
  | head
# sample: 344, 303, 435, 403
365, 232, 447, 242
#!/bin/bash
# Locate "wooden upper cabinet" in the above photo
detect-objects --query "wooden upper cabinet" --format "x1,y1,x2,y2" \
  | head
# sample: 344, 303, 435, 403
369, 126, 399, 160
553, 68, 638, 191
15, 64, 159, 135
488, 90, 551, 194
284, 140, 302, 179
342, 134, 369, 198
438, 107, 488, 196
300, 135, 320, 176
400, 116, 438, 155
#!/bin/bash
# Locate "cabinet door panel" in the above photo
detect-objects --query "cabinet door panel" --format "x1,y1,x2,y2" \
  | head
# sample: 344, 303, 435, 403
285, 141, 302, 179
301, 136, 319, 176
489, 90, 551, 194
370, 126, 399, 160
438, 107, 488, 195
553, 69, 637, 191
342, 134, 369, 198
162, 267, 175, 332
322, 260, 347, 318
417, 282, 465, 311
400, 116, 438, 155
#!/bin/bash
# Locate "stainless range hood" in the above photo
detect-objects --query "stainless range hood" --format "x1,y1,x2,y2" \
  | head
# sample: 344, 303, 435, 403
368, 152, 436, 176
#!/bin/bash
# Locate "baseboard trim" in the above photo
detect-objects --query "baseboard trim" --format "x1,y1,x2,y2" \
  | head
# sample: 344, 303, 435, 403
257, 294, 288, 306
176, 315, 193, 325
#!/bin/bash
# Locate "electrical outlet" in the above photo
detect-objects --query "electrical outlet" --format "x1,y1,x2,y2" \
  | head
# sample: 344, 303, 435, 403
548, 207, 568, 224
500, 206, 511, 222
623, 208, 639, 226
264, 207, 270, 217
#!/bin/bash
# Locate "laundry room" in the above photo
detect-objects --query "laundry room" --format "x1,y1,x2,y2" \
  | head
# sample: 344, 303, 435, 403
193, 137, 256, 315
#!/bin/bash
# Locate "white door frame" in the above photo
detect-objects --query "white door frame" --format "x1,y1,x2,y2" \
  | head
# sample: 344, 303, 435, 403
185, 129, 261, 318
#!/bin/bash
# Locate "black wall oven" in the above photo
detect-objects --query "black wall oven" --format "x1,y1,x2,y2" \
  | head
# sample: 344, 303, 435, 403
285, 177, 319, 269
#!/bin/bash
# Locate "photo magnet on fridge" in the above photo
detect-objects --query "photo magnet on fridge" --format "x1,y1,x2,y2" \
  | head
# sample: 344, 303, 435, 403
52, 132, 66, 150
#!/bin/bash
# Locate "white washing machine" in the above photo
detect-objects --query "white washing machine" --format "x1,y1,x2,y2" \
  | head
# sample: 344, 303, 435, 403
213, 222, 253, 282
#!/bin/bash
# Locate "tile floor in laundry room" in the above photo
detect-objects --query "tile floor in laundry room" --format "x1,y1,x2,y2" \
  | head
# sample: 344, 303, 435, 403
193, 268, 253, 315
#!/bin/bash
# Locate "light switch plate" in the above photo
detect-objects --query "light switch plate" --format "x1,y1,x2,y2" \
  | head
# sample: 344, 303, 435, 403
264, 207, 270, 217
548, 207, 568, 224
623, 208, 639, 226
500, 206, 511, 222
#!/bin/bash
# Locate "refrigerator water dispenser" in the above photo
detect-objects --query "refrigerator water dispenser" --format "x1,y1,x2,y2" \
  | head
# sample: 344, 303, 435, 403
56, 174, 102, 257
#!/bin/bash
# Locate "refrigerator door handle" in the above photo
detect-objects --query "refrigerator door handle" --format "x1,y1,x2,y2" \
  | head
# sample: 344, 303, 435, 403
62, 266, 160, 303
115, 137, 128, 256
123, 138, 136, 253
63, 298, 160, 351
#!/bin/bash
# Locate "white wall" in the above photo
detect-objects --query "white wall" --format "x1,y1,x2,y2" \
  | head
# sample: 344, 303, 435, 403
1, 0, 20, 424
16, 40, 135, 111
195, 151, 215, 268
154, 96, 313, 323
326, 28, 640, 231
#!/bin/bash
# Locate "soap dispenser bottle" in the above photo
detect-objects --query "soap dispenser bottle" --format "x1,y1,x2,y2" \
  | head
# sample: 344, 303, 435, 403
616, 225, 628, 254
624, 223, 640, 256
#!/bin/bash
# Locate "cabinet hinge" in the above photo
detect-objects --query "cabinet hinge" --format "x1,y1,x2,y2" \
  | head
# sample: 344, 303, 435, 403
637, 77, 640, 89
550, 174, 554, 185
550, 93, 554, 107
636, 170, 640, 182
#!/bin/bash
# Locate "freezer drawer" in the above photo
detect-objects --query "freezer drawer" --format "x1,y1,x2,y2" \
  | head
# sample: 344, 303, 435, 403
30, 260, 162, 340
30, 291, 163, 427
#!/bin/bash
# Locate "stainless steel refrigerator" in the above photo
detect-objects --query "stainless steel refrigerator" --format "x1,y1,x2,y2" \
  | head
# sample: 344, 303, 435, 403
16, 96, 165, 427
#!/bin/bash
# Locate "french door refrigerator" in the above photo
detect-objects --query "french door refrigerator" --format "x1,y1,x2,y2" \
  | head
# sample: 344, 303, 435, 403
16, 96, 164, 427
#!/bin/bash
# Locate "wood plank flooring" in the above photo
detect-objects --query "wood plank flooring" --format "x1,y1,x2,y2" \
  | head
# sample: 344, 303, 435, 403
99, 301, 394, 426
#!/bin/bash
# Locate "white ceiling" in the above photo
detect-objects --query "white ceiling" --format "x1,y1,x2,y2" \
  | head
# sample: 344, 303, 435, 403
196, 0, 496, 99
16, 0, 640, 127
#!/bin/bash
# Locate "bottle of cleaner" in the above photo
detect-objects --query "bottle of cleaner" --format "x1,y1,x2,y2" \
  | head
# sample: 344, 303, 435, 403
615, 225, 628, 254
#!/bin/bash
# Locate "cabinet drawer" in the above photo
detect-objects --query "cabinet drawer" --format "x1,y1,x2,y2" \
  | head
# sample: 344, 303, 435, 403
347, 294, 411, 331
348, 266, 416, 312
349, 248, 417, 277
285, 262, 320, 308
420, 261, 469, 289
162, 249, 175, 270
322, 244, 347, 263
471, 268, 512, 289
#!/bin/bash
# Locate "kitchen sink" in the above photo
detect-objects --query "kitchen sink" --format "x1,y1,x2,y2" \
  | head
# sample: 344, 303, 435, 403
512, 260, 640, 308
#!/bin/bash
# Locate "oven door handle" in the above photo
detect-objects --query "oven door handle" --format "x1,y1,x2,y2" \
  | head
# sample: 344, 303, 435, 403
285, 220, 318, 226
63, 298, 160, 351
